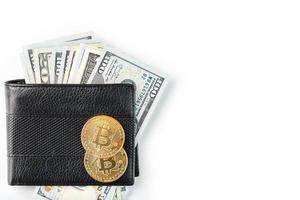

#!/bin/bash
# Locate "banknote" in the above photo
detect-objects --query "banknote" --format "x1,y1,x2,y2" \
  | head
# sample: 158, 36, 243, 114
62, 45, 78, 83
20, 52, 31, 82
65, 44, 86, 83
72, 46, 104, 84
30, 40, 103, 84
67, 42, 104, 83
50, 47, 66, 83
33, 48, 53, 83
33, 186, 117, 200
57, 46, 70, 83
114, 187, 121, 200
58, 41, 102, 83
23, 32, 94, 83
87, 46, 167, 141
116, 187, 128, 200
116, 186, 129, 200
22, 48, 35, 83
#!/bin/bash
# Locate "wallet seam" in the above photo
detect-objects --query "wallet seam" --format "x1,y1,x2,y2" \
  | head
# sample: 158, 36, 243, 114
5, 85, 133, 88
7, 155, 83, 157
6, 114, 133, 118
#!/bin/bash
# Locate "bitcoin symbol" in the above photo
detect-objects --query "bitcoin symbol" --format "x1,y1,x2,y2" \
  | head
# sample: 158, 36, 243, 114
93, 127, 111, 148
92, 157, 116, 174
81, 115, 125, 158
84, 149, 128, 183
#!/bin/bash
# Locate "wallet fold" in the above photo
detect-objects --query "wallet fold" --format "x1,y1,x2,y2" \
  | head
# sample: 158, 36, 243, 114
5, 79, 137, 186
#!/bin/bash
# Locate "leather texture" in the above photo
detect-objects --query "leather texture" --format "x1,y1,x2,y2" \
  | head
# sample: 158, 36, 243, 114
5, 79, 137, 186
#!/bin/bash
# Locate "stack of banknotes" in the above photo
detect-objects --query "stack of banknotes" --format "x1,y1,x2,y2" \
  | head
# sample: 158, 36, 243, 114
20, 32, 167, 200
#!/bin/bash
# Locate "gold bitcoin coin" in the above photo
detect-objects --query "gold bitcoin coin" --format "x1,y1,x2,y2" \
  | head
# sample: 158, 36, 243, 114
81, 115, 125, 158
84, 148, 128, 183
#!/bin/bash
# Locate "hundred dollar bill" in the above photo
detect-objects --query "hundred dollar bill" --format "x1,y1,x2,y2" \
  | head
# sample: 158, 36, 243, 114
67, 42, 104, 83
57, 46, 70, 83
33, 186, 116, 200
20, 52, 31, 82
101, 186, 117, 200
115, 187, 123, 200
64, 44, 86, 83
23, 48, 35, 83
113, 188, 119, 200
72, 46, 104, 84
62, 45, 78, 83
33, 40, 102, 84
61, 41, 103, 83
23, 32, 94, 83
33, 48, 53, 83
50, 47, 66, 83
87, 46, 167, 141
37, 41, 103, 84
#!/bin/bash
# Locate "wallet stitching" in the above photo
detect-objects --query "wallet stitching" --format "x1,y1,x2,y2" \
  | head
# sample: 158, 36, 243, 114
5, 85, 133, 88
7, 155, 83, 157
6, 114, 134, 118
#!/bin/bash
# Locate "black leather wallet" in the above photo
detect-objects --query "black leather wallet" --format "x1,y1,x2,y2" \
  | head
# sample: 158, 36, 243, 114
5, 79, 138, 186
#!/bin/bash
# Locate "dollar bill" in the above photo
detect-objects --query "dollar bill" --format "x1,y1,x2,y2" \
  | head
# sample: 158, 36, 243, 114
72, 46, 104, 84
112, 189, 119, 200
33, 186, 117, 200
58, 41, 103, 83
65, 44, 86, 83
49, 47, 66, 83
115, 187, 122, 200
87, 46, 167, 141
33, 48, 53, 83
67, 42, 104, 83
115, 186, 129, 200
57, 47, 71, 83
22, 48, 35, 83
20, 52, 31, 82
23, 32, 94, 83
62, 45, 78, 83
32, 40, 103, 84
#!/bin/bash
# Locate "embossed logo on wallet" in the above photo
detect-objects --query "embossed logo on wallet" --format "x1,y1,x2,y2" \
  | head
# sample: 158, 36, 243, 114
81, 115, 128, 183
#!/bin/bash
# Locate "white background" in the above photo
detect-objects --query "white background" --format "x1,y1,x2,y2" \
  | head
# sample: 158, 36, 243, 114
0, 0, 300, 199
